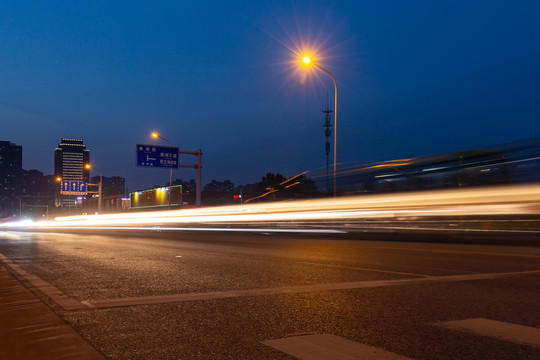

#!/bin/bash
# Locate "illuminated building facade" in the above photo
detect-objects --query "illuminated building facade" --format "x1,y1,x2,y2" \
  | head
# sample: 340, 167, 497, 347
54, 138, 90, 207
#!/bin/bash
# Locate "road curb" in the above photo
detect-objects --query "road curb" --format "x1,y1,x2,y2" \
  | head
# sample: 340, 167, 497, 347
0, 264, 105, 360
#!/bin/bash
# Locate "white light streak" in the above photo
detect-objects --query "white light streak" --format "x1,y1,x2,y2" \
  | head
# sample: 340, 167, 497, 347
1, 184, 539, 230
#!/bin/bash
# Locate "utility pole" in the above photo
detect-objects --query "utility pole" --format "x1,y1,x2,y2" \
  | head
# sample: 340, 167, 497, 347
322, 93, 333, 195
98, 174, 102, 212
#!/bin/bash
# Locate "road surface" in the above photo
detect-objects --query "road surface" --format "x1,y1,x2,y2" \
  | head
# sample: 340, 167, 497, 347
1, 229, 539, 359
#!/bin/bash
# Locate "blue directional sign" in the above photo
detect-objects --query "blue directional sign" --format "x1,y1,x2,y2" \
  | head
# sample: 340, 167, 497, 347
136, 144, 179, 168
60, 180, 88, 195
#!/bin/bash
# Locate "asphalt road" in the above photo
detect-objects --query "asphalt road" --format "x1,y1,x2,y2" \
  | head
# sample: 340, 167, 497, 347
1, 230, 540, 359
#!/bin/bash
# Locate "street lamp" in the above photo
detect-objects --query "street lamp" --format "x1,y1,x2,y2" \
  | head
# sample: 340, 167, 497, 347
299, 54, 338, 197
54, 176, 62, 209
151, 132, 174, 209
86, 164, 102, 213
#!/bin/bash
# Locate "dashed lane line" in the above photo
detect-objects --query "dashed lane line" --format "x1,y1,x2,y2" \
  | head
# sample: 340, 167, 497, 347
437, 318, 540, 348
2, 252, 539, 311
85, 269, 540, 309
296, 261, 431, 278
348, 244, 540, 259
262, 334, 412, 360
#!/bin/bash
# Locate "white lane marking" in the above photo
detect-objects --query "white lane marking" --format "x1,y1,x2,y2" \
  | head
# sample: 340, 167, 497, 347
21, 226, 347, 234
262, 334, 412, 360
297, 261, 430, 278
145, 227, 348, 234
85, 269, 540, 309
81, 300, 97, 309
437, 318, 540, 348
365, 226, 540, 234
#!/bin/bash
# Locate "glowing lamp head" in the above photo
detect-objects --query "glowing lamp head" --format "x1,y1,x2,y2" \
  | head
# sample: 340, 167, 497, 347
56, 177, 62, 182
152, 132, 159, 138
85, 164, 91, 169
299, 54, 316, 69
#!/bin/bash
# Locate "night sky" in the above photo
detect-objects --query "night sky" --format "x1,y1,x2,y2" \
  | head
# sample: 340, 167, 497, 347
2, 1, 539, 191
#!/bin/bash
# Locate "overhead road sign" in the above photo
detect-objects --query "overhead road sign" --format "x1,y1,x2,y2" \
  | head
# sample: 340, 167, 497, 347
60, 181, 88, 195
136, 144, 179, 168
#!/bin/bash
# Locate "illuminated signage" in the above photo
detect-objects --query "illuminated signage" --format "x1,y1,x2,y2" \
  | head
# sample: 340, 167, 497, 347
60, 181, 88, 195
129, 185, 182, 209
136, 144, 179, 168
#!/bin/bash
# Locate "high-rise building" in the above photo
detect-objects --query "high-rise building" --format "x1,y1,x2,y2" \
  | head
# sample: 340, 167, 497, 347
0, 141, 23, 217
20, 171, 56, 218
54, 138, 90, 207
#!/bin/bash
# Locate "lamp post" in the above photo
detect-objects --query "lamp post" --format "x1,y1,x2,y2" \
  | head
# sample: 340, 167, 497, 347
86, 164, 102, 213
151, 133, 174, 209
300, 55, 338, 197
55, 177, 62, 210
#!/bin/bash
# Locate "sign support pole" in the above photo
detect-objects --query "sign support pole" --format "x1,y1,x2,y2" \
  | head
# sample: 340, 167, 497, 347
179, 149, 203, 208
136, 144, 201, 208
88, 176, 103, 213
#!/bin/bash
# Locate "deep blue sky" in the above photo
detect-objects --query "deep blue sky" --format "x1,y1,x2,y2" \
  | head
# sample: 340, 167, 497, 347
2, 1, 539, 191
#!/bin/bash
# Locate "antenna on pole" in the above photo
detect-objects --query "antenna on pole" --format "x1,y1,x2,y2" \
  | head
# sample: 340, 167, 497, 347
322, 91, 333, 194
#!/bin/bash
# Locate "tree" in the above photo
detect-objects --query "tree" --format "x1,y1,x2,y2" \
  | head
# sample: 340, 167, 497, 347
256, 172, 287, 194
248, 172, 318, 203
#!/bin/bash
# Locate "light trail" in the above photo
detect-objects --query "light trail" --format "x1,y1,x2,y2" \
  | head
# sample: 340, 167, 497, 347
2, 184, 540, 230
